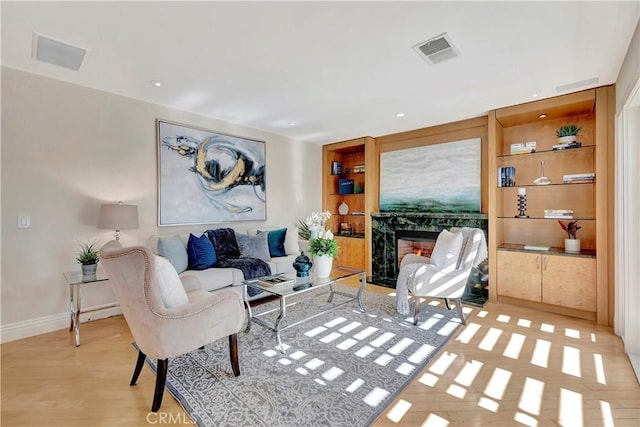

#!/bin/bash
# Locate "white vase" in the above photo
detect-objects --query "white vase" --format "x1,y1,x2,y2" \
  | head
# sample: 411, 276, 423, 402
564, 238, 581, 254
309, 226, 322, 239
313, 254, 333, 278
558, 135, 577, 144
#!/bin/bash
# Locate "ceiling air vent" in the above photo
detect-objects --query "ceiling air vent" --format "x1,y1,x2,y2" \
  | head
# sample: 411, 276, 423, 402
413, 33, 459, 65
32, 32, 86, 71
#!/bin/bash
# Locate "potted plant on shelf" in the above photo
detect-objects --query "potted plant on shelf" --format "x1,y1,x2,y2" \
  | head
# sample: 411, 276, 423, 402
76, 239, 100, 275
559, 220, 581, 253
556, 124, 581, 144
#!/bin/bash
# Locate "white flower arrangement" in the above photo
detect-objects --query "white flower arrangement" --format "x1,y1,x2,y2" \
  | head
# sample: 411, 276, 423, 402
304, 211, 332, 230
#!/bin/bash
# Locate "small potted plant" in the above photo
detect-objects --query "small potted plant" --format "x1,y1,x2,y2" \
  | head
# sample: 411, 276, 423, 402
76, 239, 100, 275
309, 229, 339, 278
559, 220, 581, 253
556, 124, 581, 144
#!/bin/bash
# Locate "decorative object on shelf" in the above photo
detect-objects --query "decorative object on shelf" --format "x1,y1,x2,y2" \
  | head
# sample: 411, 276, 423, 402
556, 124, 581, 144
497, 166, 516, 187
293, 251, 313, 277
515, 187, 529, 218
331, 161, 342, 175
97, 201, 139, 241
533, 161, 551, 185
353, 163, 365, 173
76, 239, 100, 275
559, 220, 582, 254
338, 178, 355, 194
563, 172, 595, 184
340, 222, 353, 235
338, 201, 349, 215
354, 183, 364, 194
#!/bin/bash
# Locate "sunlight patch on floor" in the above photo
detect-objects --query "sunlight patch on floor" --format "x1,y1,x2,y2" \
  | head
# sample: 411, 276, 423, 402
531, 339, 551, 368
429, 351, 457, 375
503, 332, 526, 359
484, 367, 511, 400
559, 388, 583, 426
594, 353, 607, 384
600, 400, 614, 427
446, 383, 467, 399
456, 322, 481, 344
386, 399, 412, 423
364, 387, 390, 407
565, 328, 580, 339
421, 413, 450, 426
455, 360, 483, 386
478, 327, 503, 351
519, 377, 544, 415
562, 346, 581, 377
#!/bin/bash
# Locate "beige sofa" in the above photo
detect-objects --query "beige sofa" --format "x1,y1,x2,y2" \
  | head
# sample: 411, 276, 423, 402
148, 227, 308, 300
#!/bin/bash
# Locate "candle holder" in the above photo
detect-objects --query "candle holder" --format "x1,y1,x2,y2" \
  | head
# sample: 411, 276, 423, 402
515, 194, 529, 218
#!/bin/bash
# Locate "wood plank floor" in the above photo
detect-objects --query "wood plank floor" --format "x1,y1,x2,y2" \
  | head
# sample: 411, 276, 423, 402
1, 283, 638, 426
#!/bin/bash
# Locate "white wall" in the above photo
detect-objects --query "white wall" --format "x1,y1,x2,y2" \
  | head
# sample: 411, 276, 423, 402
0, 67, 322, 341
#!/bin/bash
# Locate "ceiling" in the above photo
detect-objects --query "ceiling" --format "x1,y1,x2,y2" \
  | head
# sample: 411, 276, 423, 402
2, 1, 638, 144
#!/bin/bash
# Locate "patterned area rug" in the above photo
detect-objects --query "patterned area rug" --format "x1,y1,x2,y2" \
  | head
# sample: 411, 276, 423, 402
142, 284, 462, 426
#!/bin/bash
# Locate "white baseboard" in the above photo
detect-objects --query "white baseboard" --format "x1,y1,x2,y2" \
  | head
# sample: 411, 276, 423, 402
0, 304, 122, 344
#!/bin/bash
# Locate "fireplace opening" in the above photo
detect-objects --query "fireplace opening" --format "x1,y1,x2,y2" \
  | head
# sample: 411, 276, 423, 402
395, 230, 440, 269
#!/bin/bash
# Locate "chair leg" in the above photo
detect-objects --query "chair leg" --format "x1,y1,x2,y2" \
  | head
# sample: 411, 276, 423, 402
151, 359, 168, 412
413, 296, 421, 326
130, 350, 146, 386
229, 333, 240, 377
454, 298, 466, 326
444, 298, 451, 310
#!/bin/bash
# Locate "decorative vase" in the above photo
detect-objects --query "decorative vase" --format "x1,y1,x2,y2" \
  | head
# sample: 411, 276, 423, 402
293, 251, 313, 277
564, 239, 581, 254
81, 263, 98, 276
309, 226, 322, 240
338, 201, 349, 216
558, 135, 577, 144
313, 254, 333, 278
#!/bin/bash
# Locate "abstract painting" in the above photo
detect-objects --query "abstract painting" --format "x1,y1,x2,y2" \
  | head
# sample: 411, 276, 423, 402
157, 120, 266, 225
379, 138, 481, 213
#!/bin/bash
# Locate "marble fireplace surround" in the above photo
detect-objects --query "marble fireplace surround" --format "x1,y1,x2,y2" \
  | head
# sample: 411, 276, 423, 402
371, 212, 488, 288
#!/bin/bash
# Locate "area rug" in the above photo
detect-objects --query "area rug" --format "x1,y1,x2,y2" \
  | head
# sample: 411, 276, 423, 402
141, 284, 462, 426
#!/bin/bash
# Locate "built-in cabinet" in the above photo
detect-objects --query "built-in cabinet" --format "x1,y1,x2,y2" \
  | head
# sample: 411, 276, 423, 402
322, 137, 376, 274
488, 87, 614, 325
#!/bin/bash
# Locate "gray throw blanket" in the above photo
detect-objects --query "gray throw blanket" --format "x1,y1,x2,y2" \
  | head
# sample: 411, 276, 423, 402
207, 228, 271, 297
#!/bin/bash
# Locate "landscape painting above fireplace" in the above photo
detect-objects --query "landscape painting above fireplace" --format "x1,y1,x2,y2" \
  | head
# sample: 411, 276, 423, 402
379, 137, 481, 213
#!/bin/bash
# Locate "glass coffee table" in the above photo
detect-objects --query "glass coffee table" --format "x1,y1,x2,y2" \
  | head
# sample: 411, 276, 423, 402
243, 266, 367, 352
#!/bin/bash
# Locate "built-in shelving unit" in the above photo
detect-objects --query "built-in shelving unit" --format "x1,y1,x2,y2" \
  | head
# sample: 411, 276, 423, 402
322, 137, 375, 273
488, 87, 614, 325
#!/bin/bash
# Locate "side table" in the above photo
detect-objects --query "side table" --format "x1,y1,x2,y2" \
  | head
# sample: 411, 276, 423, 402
63, 270, 116, 346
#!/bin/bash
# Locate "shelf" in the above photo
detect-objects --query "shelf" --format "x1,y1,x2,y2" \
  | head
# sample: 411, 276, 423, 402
498, 243, 596, 258
497, 144, 594, 159
328, 193, 365, 196
335, 234, 365, 239
497, 216, 595, 221
498, 182, 595, 188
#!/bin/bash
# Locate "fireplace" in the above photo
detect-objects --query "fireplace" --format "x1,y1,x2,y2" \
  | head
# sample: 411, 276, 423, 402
370, 212, 489, 297
395, 230, 439, 270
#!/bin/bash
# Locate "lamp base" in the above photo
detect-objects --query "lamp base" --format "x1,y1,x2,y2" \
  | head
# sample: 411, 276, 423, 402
515, 214, 530, 218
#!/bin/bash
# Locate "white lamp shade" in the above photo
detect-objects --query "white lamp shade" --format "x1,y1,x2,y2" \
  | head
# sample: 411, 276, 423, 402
98, 204, 139, 231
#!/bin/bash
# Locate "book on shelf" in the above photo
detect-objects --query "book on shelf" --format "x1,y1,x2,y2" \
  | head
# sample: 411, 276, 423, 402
552, 141, 582, 151
544, 209, 574, 219
497, 166, 516, 187
563, 172, 595, 184
510, 141, 536, 155
258, 275, 295, 287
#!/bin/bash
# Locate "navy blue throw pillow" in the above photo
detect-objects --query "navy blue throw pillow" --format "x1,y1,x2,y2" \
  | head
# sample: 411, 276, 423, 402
259, 228, 287, 257
187, 233, 217, 270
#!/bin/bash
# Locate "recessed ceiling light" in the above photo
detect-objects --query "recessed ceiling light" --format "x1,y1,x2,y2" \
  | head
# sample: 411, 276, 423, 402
150, 80, 161, 87
539, 114, 547, 119
532, 94, 538, 98
395, 113, 405, 118
288, 123, 295, 127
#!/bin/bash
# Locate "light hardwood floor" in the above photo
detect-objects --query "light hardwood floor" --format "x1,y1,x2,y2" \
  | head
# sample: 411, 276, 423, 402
2, 283, 638, 426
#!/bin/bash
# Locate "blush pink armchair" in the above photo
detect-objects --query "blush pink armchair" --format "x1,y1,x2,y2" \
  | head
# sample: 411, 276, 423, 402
100, 241, 245, 412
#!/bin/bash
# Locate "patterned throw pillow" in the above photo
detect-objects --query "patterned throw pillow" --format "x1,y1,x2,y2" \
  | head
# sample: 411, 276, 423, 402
187, 233, 217, 270
258, 228, 287, 257
235, 232, 272, 262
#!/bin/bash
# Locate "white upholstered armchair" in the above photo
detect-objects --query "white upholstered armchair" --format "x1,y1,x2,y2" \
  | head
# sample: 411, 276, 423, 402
396, 228, 487, 326
99, 241, 245, 412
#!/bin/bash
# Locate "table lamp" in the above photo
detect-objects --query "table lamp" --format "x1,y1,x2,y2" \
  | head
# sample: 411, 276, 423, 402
97, 202, 139, 240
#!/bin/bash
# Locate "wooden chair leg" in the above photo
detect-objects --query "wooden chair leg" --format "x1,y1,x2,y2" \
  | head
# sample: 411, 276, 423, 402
413, 296, 421, 325
454, 298, 466, 326
229, 333, 240, 377
151, 359, 168, 412
130, 350, 146, 386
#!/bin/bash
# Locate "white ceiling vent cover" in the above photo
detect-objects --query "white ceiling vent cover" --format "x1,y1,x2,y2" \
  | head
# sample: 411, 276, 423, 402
413, 33, 460, 65
32, 33, 86, 71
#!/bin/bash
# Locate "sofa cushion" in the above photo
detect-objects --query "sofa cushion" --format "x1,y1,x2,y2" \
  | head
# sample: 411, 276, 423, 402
154, 255, 189, 308
235, 232, 271, 262
247, 226, 300, 255
259, 228, 287, 257
157, 235, 188, 274
179, 268, 235, 292
187, 233, 217, 270
207, 228, 241, 261
430, 229, 463, 271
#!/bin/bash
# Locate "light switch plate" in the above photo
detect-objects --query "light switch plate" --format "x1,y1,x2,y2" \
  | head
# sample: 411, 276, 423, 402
18, 214, 30, 229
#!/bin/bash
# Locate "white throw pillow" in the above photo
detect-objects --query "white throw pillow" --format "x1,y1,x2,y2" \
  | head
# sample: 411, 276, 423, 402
430, 230, 463, 270
154, 255, 189, 308
284, 226, 300, 255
